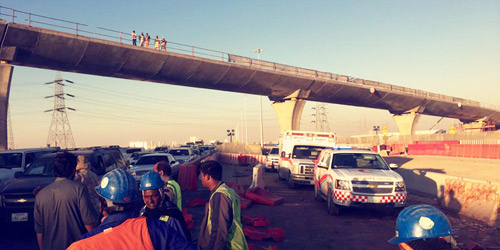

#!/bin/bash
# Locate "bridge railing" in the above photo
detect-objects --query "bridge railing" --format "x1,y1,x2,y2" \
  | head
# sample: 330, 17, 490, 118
1, 5, 499, 111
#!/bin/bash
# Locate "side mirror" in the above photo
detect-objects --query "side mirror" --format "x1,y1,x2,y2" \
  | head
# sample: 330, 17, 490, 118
170, 161, 176, 165
389, 163, 399, 170
14, 171, 23, 178
317, 162, 328, 169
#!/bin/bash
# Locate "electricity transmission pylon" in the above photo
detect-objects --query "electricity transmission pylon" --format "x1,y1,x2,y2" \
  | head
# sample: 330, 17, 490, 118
45, 73, 76, 149
311, 104, 330, 132
7, 107, 14, 149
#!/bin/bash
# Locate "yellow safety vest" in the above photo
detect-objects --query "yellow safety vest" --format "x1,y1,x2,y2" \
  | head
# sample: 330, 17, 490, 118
167, 180, 182, 211
207, 183, 249, 250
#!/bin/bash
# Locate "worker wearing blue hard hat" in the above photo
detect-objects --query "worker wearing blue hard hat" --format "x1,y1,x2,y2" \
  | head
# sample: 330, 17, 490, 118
79, 168, 140, 240
140, 171, 191, 241
69, 169, 195, 250
389, 204, 456, 250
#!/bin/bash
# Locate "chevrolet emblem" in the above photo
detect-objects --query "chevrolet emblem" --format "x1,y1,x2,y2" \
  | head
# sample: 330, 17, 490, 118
369, 185, 378, 189
17, 198, 27, 203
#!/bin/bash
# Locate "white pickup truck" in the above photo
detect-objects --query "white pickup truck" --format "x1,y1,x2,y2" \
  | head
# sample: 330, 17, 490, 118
314, 149, 406, 215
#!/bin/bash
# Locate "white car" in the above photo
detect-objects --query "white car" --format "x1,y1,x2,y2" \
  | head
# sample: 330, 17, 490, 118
314, 149, 406, 215
265, 147, 279, 171
129, 153, 179, 182
168, 148, 194, 164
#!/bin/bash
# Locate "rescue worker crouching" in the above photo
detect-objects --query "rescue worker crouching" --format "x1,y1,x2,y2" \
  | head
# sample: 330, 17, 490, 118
389, 204, 457, 250
140, 171, 191, 241
197, 160, 249, 250
154, 160, 183, 211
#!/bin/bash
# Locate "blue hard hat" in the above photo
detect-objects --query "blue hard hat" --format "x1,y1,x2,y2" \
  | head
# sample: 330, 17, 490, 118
139, 171, 165, 190
389, 204, 453, 244
95, 168, 139, 204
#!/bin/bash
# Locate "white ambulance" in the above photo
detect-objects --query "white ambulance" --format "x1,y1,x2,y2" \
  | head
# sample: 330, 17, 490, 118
277, 130, 336, 188
314, 149, 406, 215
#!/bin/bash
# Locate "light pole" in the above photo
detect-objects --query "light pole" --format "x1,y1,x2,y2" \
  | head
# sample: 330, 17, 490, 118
253, 48, 264, 147
227, 129, 235, 143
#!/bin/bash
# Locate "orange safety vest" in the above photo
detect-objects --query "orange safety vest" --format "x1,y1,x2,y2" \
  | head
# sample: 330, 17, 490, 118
132, 33, 137, 39
67, 217, 155, 250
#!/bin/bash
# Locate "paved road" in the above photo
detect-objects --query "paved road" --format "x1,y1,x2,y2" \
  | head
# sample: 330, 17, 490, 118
2, 162, 500, 250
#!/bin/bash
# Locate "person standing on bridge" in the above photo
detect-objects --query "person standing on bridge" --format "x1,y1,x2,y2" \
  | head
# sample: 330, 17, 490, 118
197, 161, 248, 250
161, 37, 167, 51
132, 30, 137, 46
145, 33, 150, 48
139, 32, 145, 47
388, 204, 456, 250
154, 36, 160, 50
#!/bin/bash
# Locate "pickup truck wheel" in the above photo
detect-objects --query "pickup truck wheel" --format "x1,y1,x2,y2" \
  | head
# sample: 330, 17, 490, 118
277, 167, 285, 181
287, 173, 296, 189
327, 189, 341, 215
314, 182, 322, 201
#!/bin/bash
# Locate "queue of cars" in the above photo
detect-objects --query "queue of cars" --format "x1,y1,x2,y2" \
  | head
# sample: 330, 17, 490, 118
0, 143, 216, 224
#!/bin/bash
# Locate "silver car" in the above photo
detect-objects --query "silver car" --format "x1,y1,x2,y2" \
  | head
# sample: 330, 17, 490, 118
265, 147, 279, 171
129, 153, 179, 182
168, 148, 194, 164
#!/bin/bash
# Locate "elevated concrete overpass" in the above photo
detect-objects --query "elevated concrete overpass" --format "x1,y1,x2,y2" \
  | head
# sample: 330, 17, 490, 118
0, 20, 499, 149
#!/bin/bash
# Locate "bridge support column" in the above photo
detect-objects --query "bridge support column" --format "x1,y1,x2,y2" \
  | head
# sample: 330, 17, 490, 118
270, 89, 310, 131
391, 106, 424, 136
0, 63, 13, 150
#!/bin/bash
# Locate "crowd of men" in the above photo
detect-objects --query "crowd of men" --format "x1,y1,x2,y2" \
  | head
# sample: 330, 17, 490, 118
33, 151, 248, 250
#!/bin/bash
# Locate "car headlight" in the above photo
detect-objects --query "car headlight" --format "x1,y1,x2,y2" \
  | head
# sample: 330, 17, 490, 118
335, 180, 351, 190
395, 181, 406, 192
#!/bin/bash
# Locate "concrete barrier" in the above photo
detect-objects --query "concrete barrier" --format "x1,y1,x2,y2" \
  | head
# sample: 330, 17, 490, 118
396, 168, 500, 227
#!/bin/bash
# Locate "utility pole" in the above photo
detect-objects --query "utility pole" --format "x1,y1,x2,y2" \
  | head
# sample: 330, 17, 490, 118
253, 48, 264, 147
45, 73, 76, 149
7, 107, 14, 149
311, 104, 330, 132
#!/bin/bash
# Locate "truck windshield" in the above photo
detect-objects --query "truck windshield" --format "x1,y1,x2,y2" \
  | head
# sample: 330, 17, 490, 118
332, 153, 389, 170
24, 157, 55, 176
0, 153, 23, 169
269, 148, 279, 155
292, 146, 325, 160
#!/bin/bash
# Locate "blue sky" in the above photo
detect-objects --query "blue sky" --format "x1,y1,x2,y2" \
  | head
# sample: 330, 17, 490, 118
3, 1, 500, 148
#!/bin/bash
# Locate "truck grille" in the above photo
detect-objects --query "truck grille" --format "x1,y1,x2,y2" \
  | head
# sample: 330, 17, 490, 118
351, 180, 394, 194
4, 193, 35, 208
300, 164, 315, 175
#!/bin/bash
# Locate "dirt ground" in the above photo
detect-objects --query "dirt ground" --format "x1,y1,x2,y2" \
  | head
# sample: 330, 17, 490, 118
183, 163, 500, 250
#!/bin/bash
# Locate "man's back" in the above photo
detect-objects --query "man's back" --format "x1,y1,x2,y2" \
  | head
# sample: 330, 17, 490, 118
34, 178, 98, 250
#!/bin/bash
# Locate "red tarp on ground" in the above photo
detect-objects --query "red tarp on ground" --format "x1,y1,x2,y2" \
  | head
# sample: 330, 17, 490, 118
245, 188, 284, 206
243, 226, 285, 242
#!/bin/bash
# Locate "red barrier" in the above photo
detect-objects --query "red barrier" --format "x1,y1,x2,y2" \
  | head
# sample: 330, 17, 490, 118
240, 196, 253, 210
186, 197, 207, 207
243, 227, 285, 242
243, 215, 270, 227
245, 188, 284, 206
238, 154, 247, 165
182, 208, 194, 229
178, 164, 198, 191
225, 182, 246, 197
